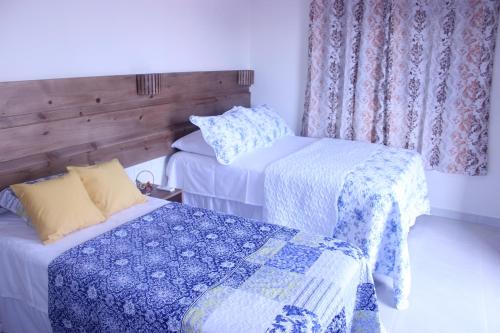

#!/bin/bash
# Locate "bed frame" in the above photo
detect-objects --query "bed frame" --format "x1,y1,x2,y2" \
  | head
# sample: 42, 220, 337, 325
0, 70, 254, 189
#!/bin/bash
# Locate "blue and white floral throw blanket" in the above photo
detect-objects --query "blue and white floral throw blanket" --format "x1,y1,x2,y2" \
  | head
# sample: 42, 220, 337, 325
264, 138, 429, 309
48, 202, 383, 332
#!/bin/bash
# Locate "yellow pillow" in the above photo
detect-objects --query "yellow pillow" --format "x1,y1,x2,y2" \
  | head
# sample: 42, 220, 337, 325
10, 171, 106, 244
67, 159, 146, 217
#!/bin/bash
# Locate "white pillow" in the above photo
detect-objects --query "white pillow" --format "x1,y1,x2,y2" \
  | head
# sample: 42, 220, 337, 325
171, 130, 215, 157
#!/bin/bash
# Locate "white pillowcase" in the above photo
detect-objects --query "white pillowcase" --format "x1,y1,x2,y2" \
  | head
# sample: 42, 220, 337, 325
171, 130, 215, 157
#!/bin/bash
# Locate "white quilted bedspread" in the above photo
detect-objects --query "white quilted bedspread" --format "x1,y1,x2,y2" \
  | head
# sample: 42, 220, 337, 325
263, 138, 381, 236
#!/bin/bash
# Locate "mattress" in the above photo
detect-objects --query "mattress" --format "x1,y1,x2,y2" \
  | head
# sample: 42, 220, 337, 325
0, 197, 166, 332
166, 135, 318, 206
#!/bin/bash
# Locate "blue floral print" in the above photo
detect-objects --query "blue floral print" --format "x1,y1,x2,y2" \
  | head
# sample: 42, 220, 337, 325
48, 203, 383, 333
190, 105, 293, 165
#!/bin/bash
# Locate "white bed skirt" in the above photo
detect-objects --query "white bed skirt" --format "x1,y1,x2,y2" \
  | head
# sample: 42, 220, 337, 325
0, 298, 51, 333
183, 192, 263, 221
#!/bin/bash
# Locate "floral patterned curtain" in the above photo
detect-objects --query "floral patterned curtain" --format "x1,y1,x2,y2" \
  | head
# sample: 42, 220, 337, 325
302, 0, 499, 175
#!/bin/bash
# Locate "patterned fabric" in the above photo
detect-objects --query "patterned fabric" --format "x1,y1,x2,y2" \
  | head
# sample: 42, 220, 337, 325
264, 139, 429, 309
245, 105, 294, 142
335, 147, 429, 309
190, 105, 293, 165
0, 187, 26, 219
302, 0, 500, 176
0, 174, 61, 222
48, 203, 382, 333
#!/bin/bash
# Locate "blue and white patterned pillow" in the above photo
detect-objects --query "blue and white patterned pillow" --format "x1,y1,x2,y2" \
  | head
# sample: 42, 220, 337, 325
190, 105, 293, 165
190, 107, 259, 165
244, 105, 294, 142
0, 174, 61, 222
0, 187, 25, 219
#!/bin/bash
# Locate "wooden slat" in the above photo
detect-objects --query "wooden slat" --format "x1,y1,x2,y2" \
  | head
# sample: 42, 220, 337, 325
136, 73, 161, 96
238, 70, 255, 86
0, 92, 249, 162
0, 70, 254, 189
0, 124, 195, 188
0, 71, 245, 119
0, 88, 247, 129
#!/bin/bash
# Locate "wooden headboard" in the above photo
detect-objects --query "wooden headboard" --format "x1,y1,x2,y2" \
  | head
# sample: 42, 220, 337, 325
0, 70, 254, 189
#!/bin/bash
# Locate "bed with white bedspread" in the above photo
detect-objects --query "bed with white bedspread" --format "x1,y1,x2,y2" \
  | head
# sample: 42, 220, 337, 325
167, 135, 430, 309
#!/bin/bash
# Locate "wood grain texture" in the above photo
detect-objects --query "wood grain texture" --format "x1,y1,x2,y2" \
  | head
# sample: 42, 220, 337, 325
238, 70, 254, 86
0, 70, 253, 189
136, 73, 161, 96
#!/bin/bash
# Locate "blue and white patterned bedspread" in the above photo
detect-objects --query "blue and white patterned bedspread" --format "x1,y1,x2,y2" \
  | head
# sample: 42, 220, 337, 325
48, 203, 382, 333
264, 139, 429, 309
335, 147, 429, 309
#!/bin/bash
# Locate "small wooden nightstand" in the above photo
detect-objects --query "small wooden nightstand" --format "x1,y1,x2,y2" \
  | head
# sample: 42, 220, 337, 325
149, 186, 182, 203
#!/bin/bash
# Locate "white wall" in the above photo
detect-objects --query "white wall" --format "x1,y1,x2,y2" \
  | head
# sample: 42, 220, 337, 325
248, 0, 500, 221
0, 0, 251, 184
249, 0, 310, 133
0, 0, 251, 81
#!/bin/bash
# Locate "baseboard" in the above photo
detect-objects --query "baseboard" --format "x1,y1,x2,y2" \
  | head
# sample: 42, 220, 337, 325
430, 207, 500, 227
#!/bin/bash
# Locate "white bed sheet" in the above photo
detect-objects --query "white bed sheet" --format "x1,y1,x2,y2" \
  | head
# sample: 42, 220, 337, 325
166, 135, 318, 206
183, 192, 264, 220
0, 197, 166, 333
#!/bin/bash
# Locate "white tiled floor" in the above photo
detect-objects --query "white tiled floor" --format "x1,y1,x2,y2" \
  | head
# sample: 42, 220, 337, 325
376, 215, 500, 333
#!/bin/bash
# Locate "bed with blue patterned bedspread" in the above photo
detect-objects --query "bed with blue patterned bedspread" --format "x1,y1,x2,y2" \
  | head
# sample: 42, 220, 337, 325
48, 202, 382, 332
